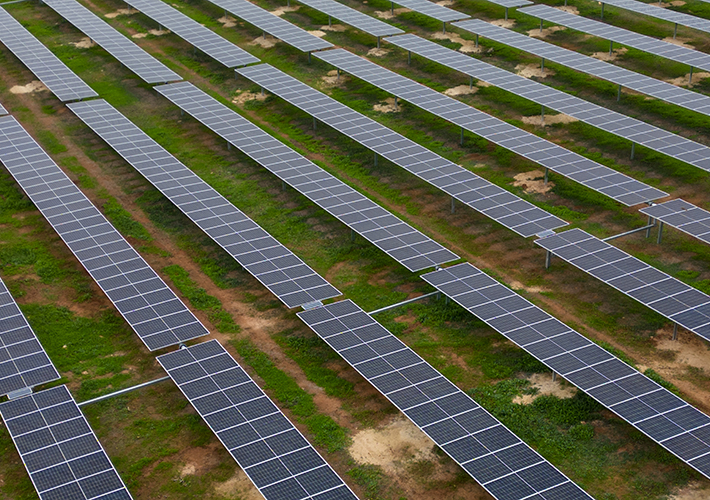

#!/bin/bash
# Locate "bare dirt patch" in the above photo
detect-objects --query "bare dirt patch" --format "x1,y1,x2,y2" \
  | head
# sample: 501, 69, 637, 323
272, 5, 300, 16
367, 47, 390, 57
131, 29, 170, 38
104, 8, 133, 18
662, 36, 695, 48
217, 15, 237, 27
513, 170, 554, 194
232, 90, 268, 106
668, 482, 710, 499
528, 25, 566, 39
658, 0, 686, 6
515, 63, 555, 78
10, 81, 48, 95
591, 46, 627, 62
308, 30, 327, 38
436, 0, 454, 5
374, 7, 410, 19
444, 84, 477, 96
214, 469, 262, 500
655, 332, 710, 371
555, 5, 579, 14
513, 373, 577, 405
431, 31, 484, 54
522, 113, 578, 126
510, 280, 550, 293
249, 34, 279, 47
666, 71, 710, 87
490, 18, 516, 28
71, 37, 96, 48
321, 69, 349, 88
320, 24, 347, 32
373, 97, 401, 113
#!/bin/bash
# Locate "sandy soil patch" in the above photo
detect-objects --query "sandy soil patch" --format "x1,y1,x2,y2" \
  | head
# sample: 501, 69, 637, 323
662, 36, 694, 48
70, 37, 95, 48
104, 8, 133, 18
232, 90, 268, 106
444, 84, 477, 96
132, 29, 170, 39
528, 25, 566, 39
374, 7, 410, 19
666, 71, 710, 87
309, 30, 327, 38
510, 280, 550, 293
217, 15, 237, 27
10, 81, 49, 95
491, 18, 515, 28
367, 47, 390, 57
373, 97, 401, 113
515, 63, 555, 78
668, 482, 710, 499
591, 46, 627, 61
320, 24, 347, 32
272, 5, 300, 16
476, 80, 492, 87
321, 69, 349, 87
431, 31, 484, 54
658, 0, 686, 6
214, 469, 261, 499
437, 0, 454, 5
656, 335, 710, 371
555, 5, 579, 14
522, 113, 578, 126
513, 170, 554, 194
513, 373, 577, 405
249, 34, 279, 47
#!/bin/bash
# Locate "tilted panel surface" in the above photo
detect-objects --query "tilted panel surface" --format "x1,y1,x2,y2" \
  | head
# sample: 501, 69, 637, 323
0, 7, 97, 101
157, 340, 357, 500
42, 0, 180, 83
483, 0, 532, 8
535, 228, 710, 342
453, 19, 710, 118
0, 102, 6, 115
0, 276, 60, 397
155, 81, 458, 272
315, 49, 667, 206
296, 0, 403, 37
207, 0, 332, 52
0, 385, 132, 500
422, 262, 710, 479
391, 0, 468, 22
298, 300, 594, 500
0, 115, 208, 350
122, 0, 259, 67
599, 0, 710, 34
519, 4, 710, 72
641, 199, 710, 245
387, 33, 710, 172
237, 63, 567, 237
68, 98, 340, 308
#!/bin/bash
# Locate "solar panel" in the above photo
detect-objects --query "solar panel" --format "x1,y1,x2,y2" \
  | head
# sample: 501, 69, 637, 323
519, 4, 710, 73
453, 19, 710, 119
0, 102, 7, 115
157, 340, 357, 500
298, 300, 594, 500
599, 0, 710, 35
315, 49, 667, 207
535, 228, 710, 343
42, 0, 181, 83
206, 0, 332, 52
155, 82, 458, 272
295, 0, 403, 38
485, 0, 532, 8
390, 0, 469, 23
0, 276, 60, 397
0, 115, 208, 351
67, 99, 341, 308
641, 199, 710, 245
0, 7, 98, 102
237, 63, 567, 238
422, 262, 710, 480
387, 33, 710, 173
121, 0, 259, 68
0, 385, 132, 500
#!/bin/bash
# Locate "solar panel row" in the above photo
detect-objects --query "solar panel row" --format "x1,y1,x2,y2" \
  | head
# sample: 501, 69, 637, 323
155, 81, 458, 272
294, 0, 403, 38
640, 199, 710, 245
484, 0, 532, 9
298, 300, 595, 500
390, 0, 469, 23
0, 115, 209, 351
599, 0, 710, 35
421, 262, 710, 480
0, 7, 98, 102
387, 33, 710, 173
519, 4, 710, 73
0, 276, 60, 397
157, 340, 358, 500
535, 228, 710, 344
42, 0, 181, 83
206, 0, 333, 53
0, 385, 133, 500
314, 49, 668, 206
453, 19, 710, 118
237, 63, 568, 238
0, 102, 7, 115
122, 0, 259, 68
67, 98, 341, 308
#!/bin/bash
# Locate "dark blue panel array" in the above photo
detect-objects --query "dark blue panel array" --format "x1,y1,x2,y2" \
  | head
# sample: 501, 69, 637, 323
641, 199, 710, 245
295, 0, 403, 38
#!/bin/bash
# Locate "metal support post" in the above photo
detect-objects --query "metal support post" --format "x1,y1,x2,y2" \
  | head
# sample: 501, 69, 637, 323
351, 228, 355, 241
443, 21, 446, 33
609, 40, 613, 56
451, 196, 455, 214
689, 66, 694, 85
552, 372, 557, 382
391, 1, 394, 14
328, 15, 331, 26
313, 117, 316, 131
469, 76, 474, 89
445, 296, 450, 305
601, 2, 605, 19
617, 84, 622, 102
544, 167, 549, 184
180, 109, 184, 117
408, 50, 411, 65
541, 105, 545, 125
337, 68, 340, 80
545, 250, 552, 269
631, 142, 635, 159
645, 216, 653, 238
475, 34, 479, 48
227, 141, 231, 151
460, 127, 464, 146
374, 152, 378, 166
657, 221, 664, 244
308, 51, 312, 63
394, 96, 398, 109
541, 57, 545, 72
282, 180, 286, 191
540, 19, 543, 33
674, 22, 678, 39
261, 87, 264, 96
263, 31, 266, 39
673, 322, 678, 341
505, 7, 508, 20
377, 37, 381, 49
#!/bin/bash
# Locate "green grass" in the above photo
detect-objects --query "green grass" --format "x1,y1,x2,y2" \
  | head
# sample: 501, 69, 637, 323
101, 196, 153, 242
